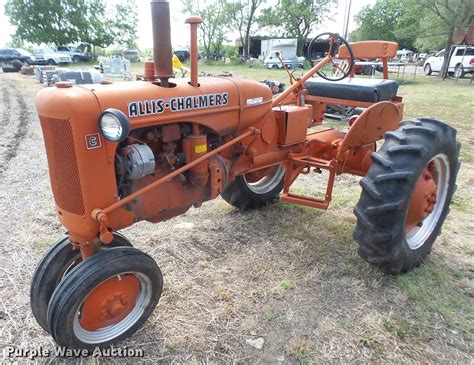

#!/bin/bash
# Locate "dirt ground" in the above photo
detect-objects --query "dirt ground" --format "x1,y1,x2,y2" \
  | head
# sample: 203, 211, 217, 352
0, 70, 472, 364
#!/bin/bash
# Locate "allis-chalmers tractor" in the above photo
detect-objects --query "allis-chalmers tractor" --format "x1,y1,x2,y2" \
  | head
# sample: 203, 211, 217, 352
32, 0, 460, 349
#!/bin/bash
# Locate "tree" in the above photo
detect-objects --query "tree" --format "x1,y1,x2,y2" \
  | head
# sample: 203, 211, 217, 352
5, 0, 82, 46
4, 0, 139, 50
259, 0, 335, 56
351, 0, 474, 79
414, 0, 474, 78
349, 0, 419, 50
224, 0, 265, 57
112, 0, 139, 49
183, 0, 228, 61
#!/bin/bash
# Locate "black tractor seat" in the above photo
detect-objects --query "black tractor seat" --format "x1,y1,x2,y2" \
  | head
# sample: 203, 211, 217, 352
304, 77, 399, 103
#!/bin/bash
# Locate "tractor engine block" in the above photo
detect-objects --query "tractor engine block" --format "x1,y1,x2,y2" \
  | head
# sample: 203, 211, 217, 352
115, 123, 230, 223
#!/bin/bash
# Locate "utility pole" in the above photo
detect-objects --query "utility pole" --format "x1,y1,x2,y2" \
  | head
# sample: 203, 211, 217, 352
343, 0, 352, 39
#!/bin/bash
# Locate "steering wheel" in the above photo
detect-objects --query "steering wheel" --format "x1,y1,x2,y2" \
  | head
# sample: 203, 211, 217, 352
308, 32, 355, 81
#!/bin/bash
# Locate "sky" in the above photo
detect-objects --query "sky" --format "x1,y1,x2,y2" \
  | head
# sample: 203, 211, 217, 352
0, 0, 376, 49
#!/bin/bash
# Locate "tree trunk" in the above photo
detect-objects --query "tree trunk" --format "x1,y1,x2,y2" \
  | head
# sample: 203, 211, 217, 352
242, 36, 248, 57
297, 37, 305, 57
440, 28, 454, 80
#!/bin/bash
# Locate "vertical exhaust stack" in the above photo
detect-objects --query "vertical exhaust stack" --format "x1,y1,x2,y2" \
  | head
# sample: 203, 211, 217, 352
151, 0, 173, 87
185, 16, 203, 87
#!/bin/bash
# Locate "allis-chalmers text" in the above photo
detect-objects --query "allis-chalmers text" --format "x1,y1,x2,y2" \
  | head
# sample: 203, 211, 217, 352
128, 92, 229, 117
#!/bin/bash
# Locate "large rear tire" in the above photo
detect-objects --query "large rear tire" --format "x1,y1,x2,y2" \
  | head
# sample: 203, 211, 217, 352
353, 118, 460, 274
221, 165, 285, 210
30, 233, 132, 332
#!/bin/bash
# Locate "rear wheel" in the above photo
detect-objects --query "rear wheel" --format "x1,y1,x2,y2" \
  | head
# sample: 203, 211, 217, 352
424, 64, 432, 76
454, 64, 464, 78
221, 165, 285, 210
353, 118, 460, 274
47, 247, 163, 349
343, 106, 355, 117
30, 233, 132, 332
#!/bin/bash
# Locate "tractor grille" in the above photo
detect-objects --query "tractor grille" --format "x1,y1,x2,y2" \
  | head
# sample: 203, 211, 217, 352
40, 116, 85, 216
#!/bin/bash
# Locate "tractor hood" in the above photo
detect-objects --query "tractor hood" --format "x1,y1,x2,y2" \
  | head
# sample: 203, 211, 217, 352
87, 77, 273, 134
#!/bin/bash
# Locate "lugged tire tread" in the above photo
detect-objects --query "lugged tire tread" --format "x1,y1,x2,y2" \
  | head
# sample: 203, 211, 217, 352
387, 144, 426, 155
354, 118, 460, 274
373, 171, 413, 183
371, 151, 394, 168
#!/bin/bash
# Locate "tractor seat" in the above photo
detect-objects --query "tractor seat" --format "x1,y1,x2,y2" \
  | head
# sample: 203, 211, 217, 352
304, 77, 399, 103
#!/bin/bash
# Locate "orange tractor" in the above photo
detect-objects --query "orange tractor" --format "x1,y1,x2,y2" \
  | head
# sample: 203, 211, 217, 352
32, 0, 460, 349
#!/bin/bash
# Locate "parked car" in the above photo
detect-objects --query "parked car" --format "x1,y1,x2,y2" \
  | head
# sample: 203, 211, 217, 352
122, 49, 140, 62
0, 48, 34, 65
423, 46, 474, 78
174, 48, 190, 62
264, 50, 304, 69
33, 48, 72, 65
57, 43, 93, 63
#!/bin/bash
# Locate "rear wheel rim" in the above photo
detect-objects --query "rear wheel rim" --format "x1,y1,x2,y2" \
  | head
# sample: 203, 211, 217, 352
73, 272, 152, 344
244, 165, 285, 195
406, 154, 450, 250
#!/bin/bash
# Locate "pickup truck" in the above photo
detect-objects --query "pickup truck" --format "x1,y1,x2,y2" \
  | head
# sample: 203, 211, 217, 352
57, 44, 93, 63
33, 48, 72, 65
423, 45, 474, 78
263, 50, 304, 70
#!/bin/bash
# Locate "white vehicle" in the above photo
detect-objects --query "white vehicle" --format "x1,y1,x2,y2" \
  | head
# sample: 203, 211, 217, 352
33, 48, 72, 65
423, 46, 474, 78
263, 50, 304, 69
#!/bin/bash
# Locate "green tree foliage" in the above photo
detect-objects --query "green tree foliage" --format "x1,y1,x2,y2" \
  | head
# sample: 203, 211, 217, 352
112, 0, 139, 48
183, 0, 228, 61
224, 0, 265, 57
349, 0, 418, 50
351, 0, 473, 78
416, 0, 474, 78
258, 0, 335, 56
5, 0, 139, 49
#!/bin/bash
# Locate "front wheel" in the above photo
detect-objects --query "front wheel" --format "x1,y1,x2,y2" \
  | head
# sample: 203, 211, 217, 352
353, 118, 460, 274
221, 165, 285, 210
30, 233, 133, 332
47, 247, 163, 349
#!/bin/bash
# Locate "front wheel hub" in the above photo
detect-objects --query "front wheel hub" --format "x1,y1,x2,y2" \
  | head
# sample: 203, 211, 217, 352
80, 275, 140, 331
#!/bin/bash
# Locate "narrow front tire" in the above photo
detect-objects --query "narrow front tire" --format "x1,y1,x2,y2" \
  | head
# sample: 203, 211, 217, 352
47, 247, 163, 349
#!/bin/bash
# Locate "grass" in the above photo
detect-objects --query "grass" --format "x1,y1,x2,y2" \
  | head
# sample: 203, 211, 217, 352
1, 61, 473, 363
265, 310, 278, 321
381, 317, 419, 341
286, 336, 313, 363
395, 264, 473, 339
279, 278, 295, 291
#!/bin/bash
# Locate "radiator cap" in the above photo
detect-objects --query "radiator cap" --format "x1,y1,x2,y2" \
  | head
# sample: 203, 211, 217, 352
55, 81, 72, 88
